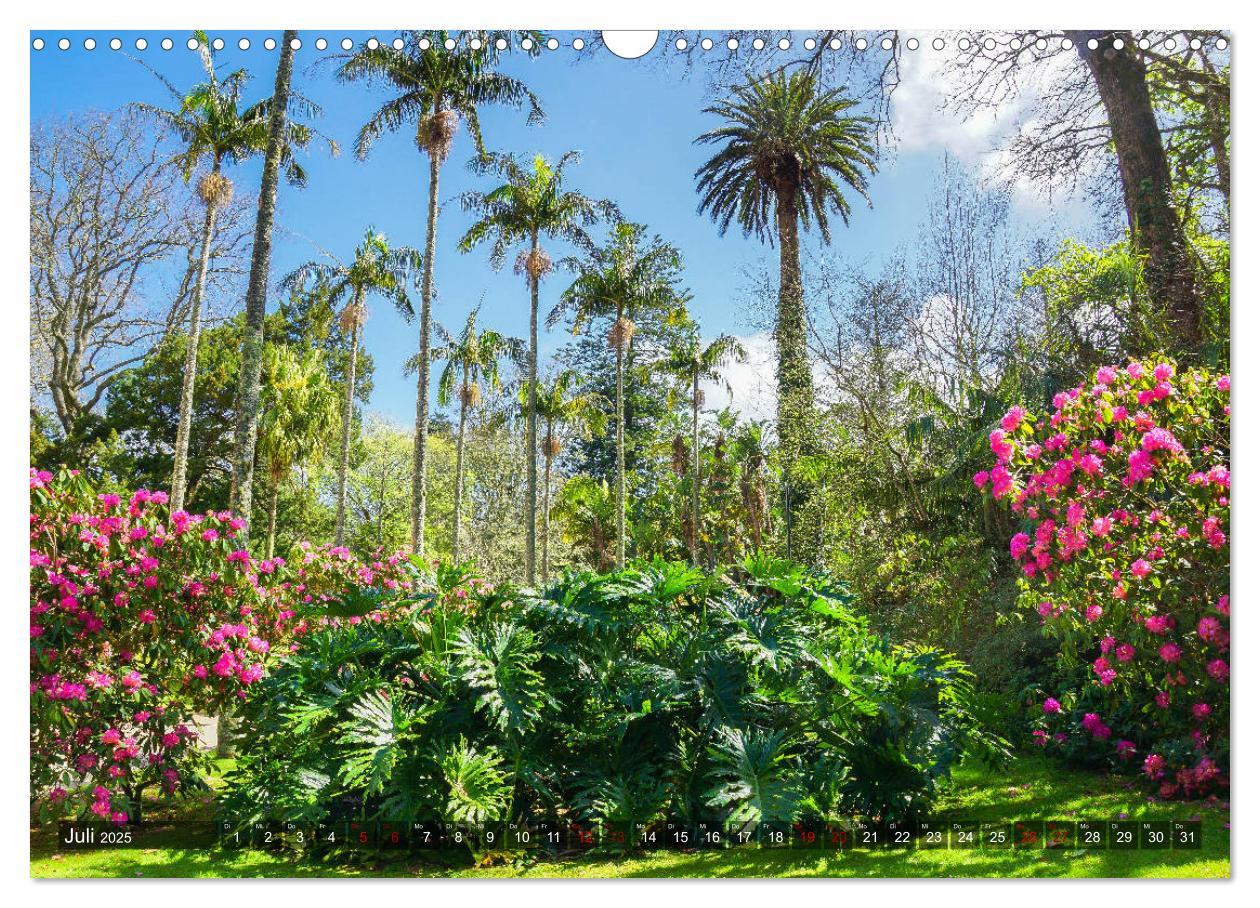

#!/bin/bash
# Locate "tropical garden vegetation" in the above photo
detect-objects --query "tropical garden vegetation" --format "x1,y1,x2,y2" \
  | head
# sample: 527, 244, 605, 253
29, 28, 1230, 877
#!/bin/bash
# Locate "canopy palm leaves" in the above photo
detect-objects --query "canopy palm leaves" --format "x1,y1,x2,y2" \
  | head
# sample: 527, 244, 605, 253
282, 228, 421, 545
657, 325, 747, 563
431, 305, 522, 562
133, 29, 335, 512
549, 222, 688, 569
255, 343, 341, 559
694, 69, 876, 559
523, 369, 608, 582
339, 30, 544, 558
459, 150, 616, 583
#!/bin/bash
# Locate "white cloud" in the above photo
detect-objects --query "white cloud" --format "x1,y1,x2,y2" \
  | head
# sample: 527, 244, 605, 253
700, 331, 778, 422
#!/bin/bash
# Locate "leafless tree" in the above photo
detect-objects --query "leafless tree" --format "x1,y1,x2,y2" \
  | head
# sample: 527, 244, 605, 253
30, 111, 250, 435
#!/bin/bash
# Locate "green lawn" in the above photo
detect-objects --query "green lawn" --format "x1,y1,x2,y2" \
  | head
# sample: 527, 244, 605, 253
30, 755, 1229, 879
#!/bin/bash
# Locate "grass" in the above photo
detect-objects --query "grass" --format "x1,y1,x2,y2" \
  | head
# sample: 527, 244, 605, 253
30, 755, 1229, 879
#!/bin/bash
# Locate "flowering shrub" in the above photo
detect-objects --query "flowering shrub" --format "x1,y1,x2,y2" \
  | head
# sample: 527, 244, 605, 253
975, 357, 1229, 797
29, 468, 415, 823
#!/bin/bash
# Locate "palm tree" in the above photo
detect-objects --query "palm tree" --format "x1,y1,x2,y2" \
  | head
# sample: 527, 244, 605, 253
339, 30, 544, 559
133, 30, 321, 512
658, 326, 746, 563
550, 222, 686, 569
431, 306, 521, 563
459, 151, 615, 583
255, 344, 340, 559
230, 30, 339, 530
694, 69, 876, 557
282, 228, 420, 545
524, 369, 606, 582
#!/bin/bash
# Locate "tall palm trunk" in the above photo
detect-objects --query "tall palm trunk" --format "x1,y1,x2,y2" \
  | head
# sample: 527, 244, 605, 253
335, 291, 363, 545
542, 418, 554, 584
170, 162, 222, 513
412, 153, 440, 556
774, 189, 813, 561
265, 483, 279, 560
229, 29, 296, 531
524, 231, 540, 584
452, 365, 469, 563
614, 339, 626, 569
691, 370, 702, 565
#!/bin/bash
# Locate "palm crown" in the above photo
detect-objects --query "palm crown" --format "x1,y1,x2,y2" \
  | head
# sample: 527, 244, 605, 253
282, 228, 421, 330
659, 326, 748, 399
433, 305, 522, 408
133, 30, 336, 185
694, 69, 877, 244
459, 151, 616, 270
526, 369, 608, 439
550, 222, 687, 337
338, 30, 544, 162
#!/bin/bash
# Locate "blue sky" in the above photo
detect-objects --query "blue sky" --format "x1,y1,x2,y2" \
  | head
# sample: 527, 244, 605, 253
31, 30, 1104, 425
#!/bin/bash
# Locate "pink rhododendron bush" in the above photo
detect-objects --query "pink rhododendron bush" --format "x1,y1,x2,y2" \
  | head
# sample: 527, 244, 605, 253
30, 467, 416, 823
976, 357, 1229, 798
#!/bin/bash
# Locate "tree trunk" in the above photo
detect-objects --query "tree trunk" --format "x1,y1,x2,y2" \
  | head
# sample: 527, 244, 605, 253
614, 339, 626, 569
774, 190, 814, 561
412, 153, 440, 556
691, 371, 702, 565
452, 367, 468, 563
170, 171, 221, 513
524, 232, 540, 584
228, 29, 296, 533
266, 483, 279, 560
542, 418, 553, 584
1070, 30, 1202, 350
335, 295, 362, 545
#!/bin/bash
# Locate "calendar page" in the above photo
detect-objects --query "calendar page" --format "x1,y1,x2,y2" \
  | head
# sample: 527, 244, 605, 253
27, 20, 1230, 883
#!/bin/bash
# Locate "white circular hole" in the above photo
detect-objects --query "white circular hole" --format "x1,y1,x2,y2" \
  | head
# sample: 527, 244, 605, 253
984, 38, 996, 50
84, 38, 96, 50
135, 38, 148, 50
390, 38, 402, 50
418, 38, 430, 50
57, 38, 69, 50
675, 38, 687, 50
959, 38, 971, 50
1010, 38, 1022, 50
881, 38, 893, 51
701, 38, 713, 50
444, 38, 456, 50
161, 38, 173, 51
752, 38, 764, 51
932, 37, 945, 51
1139, 38, 1150, 50
1087, 38, 1099, 50
496, 38, 507, 50
341, 38, 353, 50
727, 38, 739, 50
1112, 38, 1124, 50
470, 38, 483, 50
1216, 38, 1228, 50
264, 37, 277, 50
1164, 38, 1176, 50
547, 38, 559, 50
1190, 38, 1203, 50
315, 38, 328, 51
32, 38, 44, 50
804, 38, 816, 51
1061, 38, 1074, 50
829, 37, 841, 50
1036, 38, 1048, 50
856, 38, 868, 50
572, 38, 584, 51
367, 37, 379, 50
186, 37, 198, 51
238, 38, 251, 50
779, 38, 791, 50
906, 38, 919, 51
290, 37, 302, 50
521, 38, 534, 50
110, 38, 122, 50
213, 38, 224, 51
